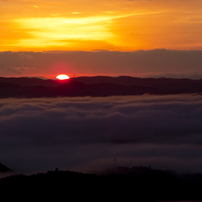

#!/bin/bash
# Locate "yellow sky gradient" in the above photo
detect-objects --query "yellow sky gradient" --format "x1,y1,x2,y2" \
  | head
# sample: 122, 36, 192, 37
1, 0, 202, 51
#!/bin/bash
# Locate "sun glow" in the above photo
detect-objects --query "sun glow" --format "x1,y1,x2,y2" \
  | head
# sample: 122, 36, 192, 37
56, 74, 70, 80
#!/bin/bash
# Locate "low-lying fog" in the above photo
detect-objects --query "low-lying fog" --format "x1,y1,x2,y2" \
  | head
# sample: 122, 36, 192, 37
1, 94, 202, 175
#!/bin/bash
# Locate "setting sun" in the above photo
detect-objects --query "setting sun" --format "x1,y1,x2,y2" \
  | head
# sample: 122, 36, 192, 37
56, 74, 70, 80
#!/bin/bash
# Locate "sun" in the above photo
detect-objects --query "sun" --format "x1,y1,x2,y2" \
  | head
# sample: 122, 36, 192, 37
56, 74, 70, 80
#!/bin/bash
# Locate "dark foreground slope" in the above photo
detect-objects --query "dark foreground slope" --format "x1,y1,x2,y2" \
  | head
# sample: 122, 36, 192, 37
0, 76, 202, 97
1, 166, 202, 201
0, 163, 13, 173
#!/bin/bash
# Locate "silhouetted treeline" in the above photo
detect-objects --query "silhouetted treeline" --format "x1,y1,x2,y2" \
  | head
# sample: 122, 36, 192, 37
1, 76, 202, 97
1, 166, 202, 201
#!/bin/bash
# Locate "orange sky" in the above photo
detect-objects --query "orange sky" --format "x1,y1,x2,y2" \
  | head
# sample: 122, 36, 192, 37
1, 0, 202, 52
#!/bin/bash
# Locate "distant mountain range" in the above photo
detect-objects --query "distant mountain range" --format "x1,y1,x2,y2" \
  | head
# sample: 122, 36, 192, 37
0, 76, 202, 97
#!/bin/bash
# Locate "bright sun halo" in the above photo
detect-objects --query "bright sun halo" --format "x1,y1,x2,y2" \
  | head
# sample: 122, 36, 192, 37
56, 74, 70, 80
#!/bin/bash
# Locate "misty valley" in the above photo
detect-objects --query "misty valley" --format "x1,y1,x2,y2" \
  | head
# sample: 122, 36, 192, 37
0, 76, 202, 200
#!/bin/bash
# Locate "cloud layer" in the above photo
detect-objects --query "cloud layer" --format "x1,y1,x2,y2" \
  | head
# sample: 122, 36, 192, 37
1, 94, 202, 175
1, 50, 202, 78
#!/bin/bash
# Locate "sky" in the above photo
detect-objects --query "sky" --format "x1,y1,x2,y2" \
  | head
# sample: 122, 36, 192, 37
1, 94, 202, 175
1, 0, 202, 52
1, 0, 202, 78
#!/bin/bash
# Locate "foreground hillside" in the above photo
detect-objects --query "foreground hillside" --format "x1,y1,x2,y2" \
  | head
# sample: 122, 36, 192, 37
1, 166, 202, 201
0, 76, 202, 97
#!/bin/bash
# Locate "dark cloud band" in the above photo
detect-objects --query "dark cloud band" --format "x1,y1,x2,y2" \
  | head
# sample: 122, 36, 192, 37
1, 50, 202, 78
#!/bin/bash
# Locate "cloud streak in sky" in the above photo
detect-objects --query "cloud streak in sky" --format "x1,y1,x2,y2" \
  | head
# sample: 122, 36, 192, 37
1, 94, 202, 175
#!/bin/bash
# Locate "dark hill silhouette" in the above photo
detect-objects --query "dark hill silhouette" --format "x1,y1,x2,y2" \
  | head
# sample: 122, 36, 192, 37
0, 163, 13, 173
0, 163, 15, 179
0, 76, 202, 97
1, 166, 202, 201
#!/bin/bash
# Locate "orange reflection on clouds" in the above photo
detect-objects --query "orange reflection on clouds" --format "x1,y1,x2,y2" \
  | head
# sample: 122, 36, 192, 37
11, 16, 118, 51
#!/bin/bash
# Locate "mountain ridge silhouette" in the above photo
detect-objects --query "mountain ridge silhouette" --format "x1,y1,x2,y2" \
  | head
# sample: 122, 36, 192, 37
0, 76, 202, 97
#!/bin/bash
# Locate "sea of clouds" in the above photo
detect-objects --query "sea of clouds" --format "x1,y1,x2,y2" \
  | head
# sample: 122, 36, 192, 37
1, 94, 202, 175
